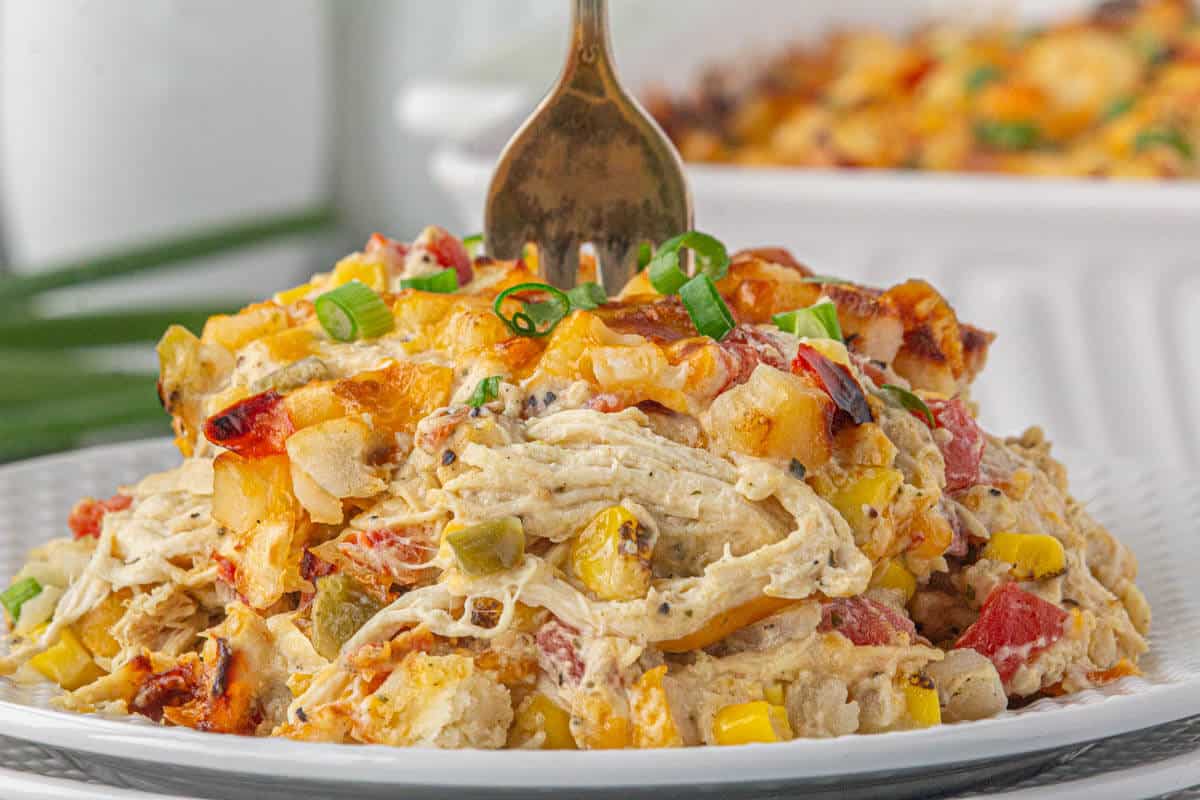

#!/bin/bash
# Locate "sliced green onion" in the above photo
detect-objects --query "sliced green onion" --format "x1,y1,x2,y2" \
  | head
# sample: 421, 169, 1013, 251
1101, 97, 1134, 122
1134, 127, 1194, 160
566, 282, 607, 310
773, 300, 843, 341
799, 274, 850, 285
648, 255, 689, 295
637, 242, 653, 269
966, 65, 1003, 93
1, 577, 42, 622
493, 282, 572, 338
679, 274, 735, 341
974, 120, 1041, 151
315, 280, 394, 342
646, 231, 731, 295
881, 384, 935, 429
462, 233, 484, 258
399, 268, 459, 293
468, 375, 502, 408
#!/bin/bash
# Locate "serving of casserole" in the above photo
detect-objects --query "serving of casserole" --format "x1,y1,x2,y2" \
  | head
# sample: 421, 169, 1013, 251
0, 227, 1149, 750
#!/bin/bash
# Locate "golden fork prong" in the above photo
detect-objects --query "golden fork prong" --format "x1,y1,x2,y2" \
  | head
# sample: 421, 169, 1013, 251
484, 0, 692, 292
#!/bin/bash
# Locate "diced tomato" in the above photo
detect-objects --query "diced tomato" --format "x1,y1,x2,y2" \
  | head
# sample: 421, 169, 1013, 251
819, 597, 917, 646
67, 493, 133, 539
203, 390, 294, 458
792, 344, 873, 426
535, 619, 585, 687
414, 225, 472, 286
717, 326, 788, 392
955, 583, 1068, 683
929, 398, 984, 492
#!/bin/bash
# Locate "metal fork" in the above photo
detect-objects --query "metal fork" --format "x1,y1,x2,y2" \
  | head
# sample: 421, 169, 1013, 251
484, 0, 692, 292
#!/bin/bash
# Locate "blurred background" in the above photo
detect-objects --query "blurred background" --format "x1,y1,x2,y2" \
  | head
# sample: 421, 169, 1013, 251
0, 0, 1197, 466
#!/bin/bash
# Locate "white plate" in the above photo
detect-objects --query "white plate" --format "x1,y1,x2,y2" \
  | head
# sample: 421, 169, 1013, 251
0, 439, 1198, 799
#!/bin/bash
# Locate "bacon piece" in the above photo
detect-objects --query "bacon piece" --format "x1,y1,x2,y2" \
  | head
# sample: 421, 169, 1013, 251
536, 619, 585, 688
594, 296, 698, 343
716, 325, 788, 392
68, 493, 133, 539
955, 583, 1068, 683
819, 597, 917, 646
792, 344, 873, 426
930, 398, 985, 492
131, 660, 202, 722
204, 390, 294, 458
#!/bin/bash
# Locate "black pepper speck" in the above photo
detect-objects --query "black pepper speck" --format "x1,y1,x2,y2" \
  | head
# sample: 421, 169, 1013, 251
441, 450, 457, 466
543, 391, 557, 405
788, 459, 807, 479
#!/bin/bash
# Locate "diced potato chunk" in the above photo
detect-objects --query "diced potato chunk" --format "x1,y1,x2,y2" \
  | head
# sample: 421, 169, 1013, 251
212, 453, 294, 534
274, 282, 316, 306
903, 674, 941, 727
982, 532, 1066, 580
285, 417, 387, 500
925, 649, 1006, 722
330, 256, 387, 292
704, 364, 833, 469
202, 303, 289, 352
29, 626, 104, 690
570, 506, 652, 601
282, 381, 348, 430
75, 589, 131, 659
510, 692, 577, 750
713, 700, 793, 745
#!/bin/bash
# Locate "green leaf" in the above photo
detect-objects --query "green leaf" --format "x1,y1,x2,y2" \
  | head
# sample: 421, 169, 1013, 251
974, 121, 1042, 151
880, 384, 935, 428
566, 282, 607, 310
966, 65, 1003, 93
1135, 127, 1194, 160
0, 207, 334, 307
0, 305, 240, 350
468, 376, 503, 408
773, 300, 843, 342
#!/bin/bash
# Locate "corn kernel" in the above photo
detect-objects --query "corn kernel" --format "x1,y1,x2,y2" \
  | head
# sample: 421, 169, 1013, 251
824, 467, 903, 532
982, 532, 1066, 580
330, 257, 388, 292
571, 506, 652, 601
872, 559, 917, 604
713, 701, 793, 745
512, 693, 577, 749
274, 282, 316, 306
29, 626, 104, 691
763, 682, 786, 706
904, 674, 941, 727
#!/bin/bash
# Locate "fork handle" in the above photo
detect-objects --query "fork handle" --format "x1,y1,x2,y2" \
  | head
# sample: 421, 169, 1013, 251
565, 0, 616, 95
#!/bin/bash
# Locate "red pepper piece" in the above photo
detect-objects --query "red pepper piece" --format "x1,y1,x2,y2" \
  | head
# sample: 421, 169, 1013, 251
792, 343, 873, 426
955, 582, 1068, 683
203, 390, 294, 458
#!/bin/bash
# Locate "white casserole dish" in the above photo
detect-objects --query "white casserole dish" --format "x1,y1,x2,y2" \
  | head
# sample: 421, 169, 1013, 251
417, 0, 1200, 469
